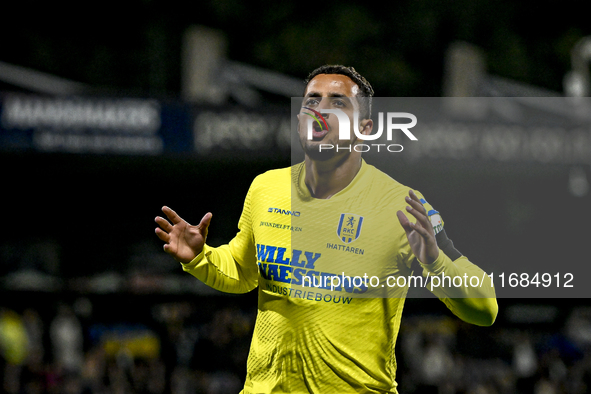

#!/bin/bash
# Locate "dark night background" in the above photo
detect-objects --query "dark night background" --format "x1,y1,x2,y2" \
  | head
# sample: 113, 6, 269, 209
1, 1, 591, 393
1, 0, 588, 97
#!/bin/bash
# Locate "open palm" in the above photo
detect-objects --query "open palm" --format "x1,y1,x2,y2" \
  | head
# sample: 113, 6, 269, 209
155, 206, 212, 264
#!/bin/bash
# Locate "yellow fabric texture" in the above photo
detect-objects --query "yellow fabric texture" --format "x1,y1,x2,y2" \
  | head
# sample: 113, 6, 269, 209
181, 160, 497, 393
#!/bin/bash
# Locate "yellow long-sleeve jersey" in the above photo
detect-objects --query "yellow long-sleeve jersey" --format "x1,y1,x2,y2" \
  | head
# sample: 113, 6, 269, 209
181, 160, 497, 393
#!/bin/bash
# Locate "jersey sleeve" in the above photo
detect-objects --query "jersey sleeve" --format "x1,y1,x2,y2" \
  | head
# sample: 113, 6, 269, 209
412, 191, 498, 326
179, 182, 259, 294
420, 251, 498, 326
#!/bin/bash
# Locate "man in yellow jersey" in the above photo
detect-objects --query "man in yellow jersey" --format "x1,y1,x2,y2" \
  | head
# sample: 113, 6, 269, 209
155, 65, 497, 393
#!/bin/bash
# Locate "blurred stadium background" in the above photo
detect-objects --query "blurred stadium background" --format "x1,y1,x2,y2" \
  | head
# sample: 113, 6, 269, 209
1, 1, 591, 393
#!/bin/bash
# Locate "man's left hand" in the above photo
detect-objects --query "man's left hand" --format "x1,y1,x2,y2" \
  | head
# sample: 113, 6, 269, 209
396, 190, 440, 265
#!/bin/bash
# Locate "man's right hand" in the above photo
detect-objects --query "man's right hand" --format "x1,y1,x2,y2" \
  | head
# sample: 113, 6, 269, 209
155, 206, 212, 263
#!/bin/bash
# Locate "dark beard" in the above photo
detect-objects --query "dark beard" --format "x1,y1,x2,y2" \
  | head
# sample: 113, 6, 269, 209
300, 140, 336, 162
297, 120, 353, 162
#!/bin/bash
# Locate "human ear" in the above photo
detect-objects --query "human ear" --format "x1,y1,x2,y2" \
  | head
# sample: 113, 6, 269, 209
360, 119, 373, 135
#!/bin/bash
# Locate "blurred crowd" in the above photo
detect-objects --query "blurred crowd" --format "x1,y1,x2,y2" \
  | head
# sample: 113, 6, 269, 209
0, 298, 254, 394
1, 298, 591, 394
397, 306, 591, 394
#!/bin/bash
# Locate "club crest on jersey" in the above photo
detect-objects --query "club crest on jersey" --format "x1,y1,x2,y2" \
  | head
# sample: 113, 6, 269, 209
336, 213, 364, 244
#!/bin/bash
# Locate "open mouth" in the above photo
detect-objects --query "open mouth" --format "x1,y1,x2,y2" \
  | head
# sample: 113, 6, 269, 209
312, 121, 329, 140
303, 107, 329, 140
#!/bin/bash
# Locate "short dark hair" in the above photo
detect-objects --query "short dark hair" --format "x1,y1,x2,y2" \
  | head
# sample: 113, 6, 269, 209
305, 65, 374, 119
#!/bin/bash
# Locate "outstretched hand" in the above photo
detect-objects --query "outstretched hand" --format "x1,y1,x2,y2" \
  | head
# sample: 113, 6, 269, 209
396, 190, 440, 265
155, 206, 212, 264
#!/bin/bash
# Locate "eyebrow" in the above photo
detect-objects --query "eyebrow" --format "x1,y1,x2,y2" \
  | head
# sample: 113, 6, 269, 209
304, 92, 350, 98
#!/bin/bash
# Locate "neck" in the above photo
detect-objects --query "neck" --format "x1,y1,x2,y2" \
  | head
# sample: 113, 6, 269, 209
304, 153, 363, 199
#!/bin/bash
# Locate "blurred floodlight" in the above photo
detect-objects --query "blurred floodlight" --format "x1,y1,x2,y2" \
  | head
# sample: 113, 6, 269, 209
568, 166, 590, 197
181, 25, 228, 104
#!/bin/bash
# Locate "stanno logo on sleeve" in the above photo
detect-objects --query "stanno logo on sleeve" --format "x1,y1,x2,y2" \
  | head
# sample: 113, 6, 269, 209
336, 213, 364, 244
